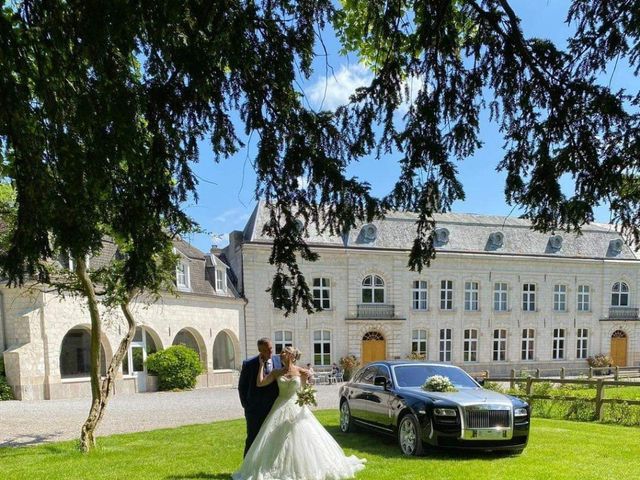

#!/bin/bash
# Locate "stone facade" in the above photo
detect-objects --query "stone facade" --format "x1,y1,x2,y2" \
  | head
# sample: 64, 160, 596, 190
1, 240, 244, 400
226, 203, 640, 376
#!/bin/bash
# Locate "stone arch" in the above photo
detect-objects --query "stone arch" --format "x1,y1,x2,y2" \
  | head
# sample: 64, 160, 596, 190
138, 325, 163, 353
173, 327, 208, 365
59, 324, 112, 378
213, 329, 240, 370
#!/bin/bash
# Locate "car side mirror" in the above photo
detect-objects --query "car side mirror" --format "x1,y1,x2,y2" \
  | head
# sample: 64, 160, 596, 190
475, 377, 485, 387
374, 376, 389, 389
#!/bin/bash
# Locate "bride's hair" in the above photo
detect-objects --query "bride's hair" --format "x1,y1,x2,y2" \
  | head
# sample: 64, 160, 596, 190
281, 346, 301, 362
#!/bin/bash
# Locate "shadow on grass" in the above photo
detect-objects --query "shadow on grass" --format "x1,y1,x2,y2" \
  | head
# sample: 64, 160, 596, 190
166, 473, 232, 479
325, 425, 524, 462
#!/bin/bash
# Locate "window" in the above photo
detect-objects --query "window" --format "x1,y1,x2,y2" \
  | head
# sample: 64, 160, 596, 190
577, 285, 591, 312
521, 329, 535, 360
411, 329, 428, 356
60, 328, 107, 378
412, 280, 428, 310
215, 267, 226, 292
176, 260, 190, 290
439, 328, 452, 362
494, 282, 508, 311
552, 328, 565, 360
313, 277, 331, 310
213, 331, 236, 370
362, 275, 385, 303
522, 283, 536, 311
611, 282, 629, 306
554, 284, 567, 311
313, 330, 331, 366
493, 329, 507, 361
576, 328, 589, 359
274, 330, 293, 354
173, 329, 201, 359
464, 281, 479, 311
463, 329, 478, 362
440, 280, 453, 310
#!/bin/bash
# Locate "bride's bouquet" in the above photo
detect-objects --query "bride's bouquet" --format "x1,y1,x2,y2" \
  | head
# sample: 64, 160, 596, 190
296, 384, 318, 407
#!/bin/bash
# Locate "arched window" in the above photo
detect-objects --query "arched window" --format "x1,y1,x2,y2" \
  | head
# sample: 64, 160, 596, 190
611, 282, 629, 306
362, 275, 385, 303
362, 331, 385, 341
60, 328, 107, 378
213, 331, 236, 370
173, 329, 201, 356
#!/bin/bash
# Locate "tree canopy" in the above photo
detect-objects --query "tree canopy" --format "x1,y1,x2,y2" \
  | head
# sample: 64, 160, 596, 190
1, 0, 638, 316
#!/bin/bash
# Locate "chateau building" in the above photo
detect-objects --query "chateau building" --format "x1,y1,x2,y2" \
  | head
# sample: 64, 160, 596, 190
1, 238, 244, 400
225, 202, 640, 375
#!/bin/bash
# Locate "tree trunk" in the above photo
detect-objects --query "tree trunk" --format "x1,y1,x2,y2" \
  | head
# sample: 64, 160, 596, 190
76, 256, 137, 452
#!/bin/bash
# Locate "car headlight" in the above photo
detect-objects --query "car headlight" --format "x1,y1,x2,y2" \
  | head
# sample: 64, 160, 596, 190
433, 407, 457, 417
514, 407, 528, 417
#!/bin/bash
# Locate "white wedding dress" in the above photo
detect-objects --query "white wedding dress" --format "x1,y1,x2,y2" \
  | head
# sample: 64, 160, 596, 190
233, 375, 366, 480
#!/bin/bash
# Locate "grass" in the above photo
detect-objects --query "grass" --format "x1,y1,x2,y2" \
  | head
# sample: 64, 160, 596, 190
1, 411, 639, 480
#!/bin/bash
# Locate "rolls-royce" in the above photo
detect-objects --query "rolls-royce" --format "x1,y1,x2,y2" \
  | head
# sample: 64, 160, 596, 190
338, 361, 530, 455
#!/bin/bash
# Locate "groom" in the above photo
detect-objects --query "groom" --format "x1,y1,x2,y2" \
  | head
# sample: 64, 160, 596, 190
238, 337, 282, 456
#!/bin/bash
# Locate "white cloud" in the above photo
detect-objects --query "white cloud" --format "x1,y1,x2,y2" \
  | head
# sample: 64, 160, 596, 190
306, 63, 373, 110
213, 207, 250, 223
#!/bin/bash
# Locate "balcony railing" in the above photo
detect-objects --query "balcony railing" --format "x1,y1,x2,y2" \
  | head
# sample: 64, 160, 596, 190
356, 303, 395, 319
608, 306, 640, 320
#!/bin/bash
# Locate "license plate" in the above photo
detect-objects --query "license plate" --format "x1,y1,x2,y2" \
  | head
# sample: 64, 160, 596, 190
473, 429, 507, 439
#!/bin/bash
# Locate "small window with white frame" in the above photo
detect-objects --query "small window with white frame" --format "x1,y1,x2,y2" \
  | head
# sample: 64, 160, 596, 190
464, 281, 479, 311
553, 284, 567, 312
439, 328, 452, 362
463, 329, 478, 362
522, 283, 536, 311
611, 282, 629, 307
312, 277, 331, 310
362, 275, 385, 304
215, 267, 226, 292
577, 285, 591, 312
440, 280, 454, 310
521, 328, 535, 360
274, 330, 293, 354
494, 282, 508, 311
493, 329, 507, 361
176, 258, 190, 291
552, 328, 565, 359
313, 330, 331, 365
576, 328, 589, 359
412, 280, 428, 310
411, 329, 427, 357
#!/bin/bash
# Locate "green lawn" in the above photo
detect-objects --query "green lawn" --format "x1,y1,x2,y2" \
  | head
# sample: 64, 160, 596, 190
1, 411, 639, 480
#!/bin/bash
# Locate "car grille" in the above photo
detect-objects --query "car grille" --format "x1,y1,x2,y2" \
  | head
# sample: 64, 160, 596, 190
464, 410, 510, 429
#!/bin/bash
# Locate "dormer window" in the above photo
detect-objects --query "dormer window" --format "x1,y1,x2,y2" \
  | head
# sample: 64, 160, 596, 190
215, 267, 227, 292
176, 259, 190, 291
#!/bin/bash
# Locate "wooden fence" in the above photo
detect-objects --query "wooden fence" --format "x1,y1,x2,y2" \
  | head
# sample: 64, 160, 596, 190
478, 376, 640, 421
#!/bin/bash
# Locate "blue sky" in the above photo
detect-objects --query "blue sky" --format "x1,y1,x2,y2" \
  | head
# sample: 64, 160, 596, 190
183, 1, 635, 252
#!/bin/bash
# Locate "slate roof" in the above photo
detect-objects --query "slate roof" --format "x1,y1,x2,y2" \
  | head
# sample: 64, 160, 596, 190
242, 201, 637, 260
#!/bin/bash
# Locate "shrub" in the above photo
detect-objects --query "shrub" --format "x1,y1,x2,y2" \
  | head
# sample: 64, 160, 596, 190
339, 355, 360, 381
603, 402, 640, 426
587, 353, 612, 368
483, 381, 506, 394
406, 351, 426, 360
0, 358, 14, 401
146, 345, 203, 391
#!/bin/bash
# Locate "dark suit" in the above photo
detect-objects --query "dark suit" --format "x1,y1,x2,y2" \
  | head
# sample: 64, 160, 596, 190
238, 355, 282, 456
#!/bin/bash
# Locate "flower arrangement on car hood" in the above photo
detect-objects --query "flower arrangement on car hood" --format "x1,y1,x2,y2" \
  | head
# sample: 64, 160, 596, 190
421, 375, 457, 392
296, 384, 318, 407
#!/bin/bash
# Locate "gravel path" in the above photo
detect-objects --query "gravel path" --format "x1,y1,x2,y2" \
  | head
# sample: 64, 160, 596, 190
0, 384, 342, 447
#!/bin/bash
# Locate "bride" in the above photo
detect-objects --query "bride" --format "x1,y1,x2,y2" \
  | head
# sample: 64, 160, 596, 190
233, 346, 366, 480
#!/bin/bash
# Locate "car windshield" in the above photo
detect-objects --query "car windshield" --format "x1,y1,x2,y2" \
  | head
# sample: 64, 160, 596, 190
392, 365, 479, 389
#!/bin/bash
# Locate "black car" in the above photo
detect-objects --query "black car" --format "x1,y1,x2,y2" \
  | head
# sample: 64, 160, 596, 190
339, 361, 530, 456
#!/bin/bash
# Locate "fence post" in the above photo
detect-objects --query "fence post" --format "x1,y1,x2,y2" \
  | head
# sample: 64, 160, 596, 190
535, 368, 540, 379
588, 367, 593, 379
510, 369, 516, 390
526, 377, 533, 396
560, 367, 565, 380
614, 366, 619, 381
595, 379, 605, 421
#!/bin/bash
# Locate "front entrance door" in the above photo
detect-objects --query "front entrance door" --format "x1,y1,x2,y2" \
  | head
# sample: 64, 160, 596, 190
123, 327, 152, 392
362, 331, 386, 363
610, 330, 628, 367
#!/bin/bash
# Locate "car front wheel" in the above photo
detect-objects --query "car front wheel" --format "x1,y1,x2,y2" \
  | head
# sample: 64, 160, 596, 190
340, 400, 354, 433
398, 414, 423, 456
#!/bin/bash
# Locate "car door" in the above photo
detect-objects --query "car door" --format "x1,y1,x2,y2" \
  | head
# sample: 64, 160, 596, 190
348, 366, 377, 423
365, 365, 395, 430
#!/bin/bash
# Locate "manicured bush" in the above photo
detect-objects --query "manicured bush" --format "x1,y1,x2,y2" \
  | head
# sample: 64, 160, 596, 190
0, 357, 14, 401
587, 353, 613, 368
146, 345, 203, 391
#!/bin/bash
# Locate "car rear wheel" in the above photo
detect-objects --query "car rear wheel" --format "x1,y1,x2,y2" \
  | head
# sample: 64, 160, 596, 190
398, 414, 423, 456
340, 400, 354, 433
